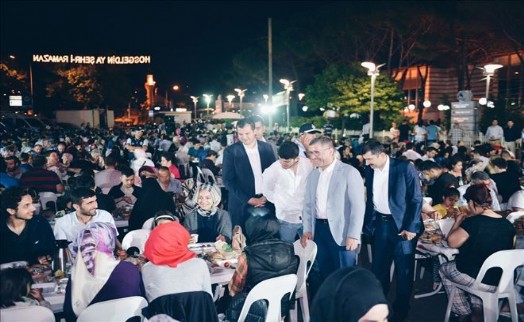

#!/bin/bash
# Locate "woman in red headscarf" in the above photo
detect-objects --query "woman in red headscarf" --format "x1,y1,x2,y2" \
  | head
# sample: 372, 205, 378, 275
141, 221, 212, 303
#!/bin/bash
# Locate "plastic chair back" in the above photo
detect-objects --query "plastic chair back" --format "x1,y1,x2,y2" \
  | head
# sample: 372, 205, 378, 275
77, 296, 148, 322
237, 274, 297, 322
292, 240, 317, 295
39, 192, 58, 212
122, 229, 151, 254
142, 218, 154, 230
0, 305, 55, 322
444, 249, 524, 322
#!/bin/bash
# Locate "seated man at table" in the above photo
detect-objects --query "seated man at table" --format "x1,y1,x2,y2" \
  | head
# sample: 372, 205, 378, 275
107, 167, 142, 213
226, 215, 299, 322
53, 187, 118, 242
1, 186, 56, 266
440, 184, 515, 322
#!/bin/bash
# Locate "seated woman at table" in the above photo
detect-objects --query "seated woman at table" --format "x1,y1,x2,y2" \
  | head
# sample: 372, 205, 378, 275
183, 183, 232, 243
63, 222, 145, 322
0, 267, 51, 310
432, 187, 461, 219
440, 184, 515, 322
151, 210, 178, 229
142, 221, 212, 303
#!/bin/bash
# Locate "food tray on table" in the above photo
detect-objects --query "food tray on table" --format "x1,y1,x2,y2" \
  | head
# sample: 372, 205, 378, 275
423, 219, 439, 232
188, 243, 215, 254
419, 231, 443, 245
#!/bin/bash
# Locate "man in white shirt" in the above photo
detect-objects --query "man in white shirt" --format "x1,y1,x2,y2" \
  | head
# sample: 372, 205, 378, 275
456, 171, 501, 211
53, 187, 117, 242
300, 136, 366, 296
94, 155, 122, 194
485, 119, 504, 147
402, 143, 422, 161
262, 141, 313, 242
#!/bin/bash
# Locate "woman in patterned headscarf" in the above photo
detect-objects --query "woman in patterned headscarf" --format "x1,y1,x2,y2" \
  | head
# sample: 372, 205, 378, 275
63, 222, 144, 322
141, 221, 212, 303
183, 183, 232, 243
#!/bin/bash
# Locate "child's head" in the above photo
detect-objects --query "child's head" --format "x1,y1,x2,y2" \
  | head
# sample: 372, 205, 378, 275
0, 267, 33, 308
441, 187, 460, 208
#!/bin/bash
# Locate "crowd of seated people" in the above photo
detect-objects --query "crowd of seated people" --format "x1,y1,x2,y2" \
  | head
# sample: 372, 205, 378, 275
0, 117, 522, 321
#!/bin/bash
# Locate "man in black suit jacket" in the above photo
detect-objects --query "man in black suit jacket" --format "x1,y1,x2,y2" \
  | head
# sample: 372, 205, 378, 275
362, 140, 423, 322
222, 118, 276, 228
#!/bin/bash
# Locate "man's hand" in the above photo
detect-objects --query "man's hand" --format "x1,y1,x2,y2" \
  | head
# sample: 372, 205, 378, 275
345, 238, 359, 251
398, 230, 416, 240
247, 196, 267, 207
301, 232, 312, 248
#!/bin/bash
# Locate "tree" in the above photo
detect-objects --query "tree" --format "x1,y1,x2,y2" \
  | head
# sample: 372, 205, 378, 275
47, 65, 103, 109
305, 64, 404, 130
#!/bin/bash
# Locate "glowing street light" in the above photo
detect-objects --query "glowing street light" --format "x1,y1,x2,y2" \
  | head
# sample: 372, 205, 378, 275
479, 63, 502, 107
234, 88, 247, 112
226, 94, 235, 111
203, 94, 213, 115
361, 62, 384, 139
190, 96, 199, 118
280, 79, 296, 131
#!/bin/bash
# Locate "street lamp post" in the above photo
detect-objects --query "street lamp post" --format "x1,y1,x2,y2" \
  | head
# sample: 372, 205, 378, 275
190, 96, 199, 119
361, 62, 384, 139
234, 88, 247, 113
279, 79, 296, 132
203, 94, 213, 115
226, 95, 235, 111
479, 63, 503, 106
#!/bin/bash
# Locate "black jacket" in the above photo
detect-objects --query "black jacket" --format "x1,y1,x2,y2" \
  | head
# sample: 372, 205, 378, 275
142, 291, 218, 322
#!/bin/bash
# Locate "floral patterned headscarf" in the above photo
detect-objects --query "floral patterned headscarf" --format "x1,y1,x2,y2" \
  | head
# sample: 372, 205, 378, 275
69, 222, 117, 276
192, 183, 221, 217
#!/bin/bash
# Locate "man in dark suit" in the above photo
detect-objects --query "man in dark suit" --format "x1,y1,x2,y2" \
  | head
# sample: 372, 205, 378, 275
362, 139, 423, 322
223, 118, 277, 228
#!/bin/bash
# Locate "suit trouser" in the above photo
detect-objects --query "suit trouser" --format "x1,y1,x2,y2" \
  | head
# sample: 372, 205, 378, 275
314, 219, 357, 280
371, 215, 416, 317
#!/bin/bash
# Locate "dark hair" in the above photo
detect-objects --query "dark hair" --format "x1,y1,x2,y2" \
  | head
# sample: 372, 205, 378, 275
32, 155, 46, 168
19, 153, 30, 163
463, 184, 492, 208
470, 171, 490, 182
161, 152, 174, 163
249, 115, 264, 125
104, 154, 117, 167
70, 187, 96, 206
442, 187, 460, 199
447, 155, 463, 171
0, 267, 32, 308
157, 166, 170, 173
310, 136, 335, 149
152, 210, 177, 228
120, 167, 135, 177
491, 157, 507, 169
362, 139, 386, 155
426, 147, 437, 154
1, 186, 33, 214
73, 174, 95, 190
236, 118, 255, 130
278, 141, 299, 159
420, 160, 441, 171
206, 150, 218, 157
4, 155, 20, 165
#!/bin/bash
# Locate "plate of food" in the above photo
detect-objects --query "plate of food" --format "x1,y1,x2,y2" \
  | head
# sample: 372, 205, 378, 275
423, 219, 439, 232
420, 232, 442, 245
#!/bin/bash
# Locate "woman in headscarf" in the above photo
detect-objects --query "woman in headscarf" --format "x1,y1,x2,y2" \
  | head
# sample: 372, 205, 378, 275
311, 267, 389, 322
141, 221, 212, 303
63, 222, 145, 322
183, 183, 232, 243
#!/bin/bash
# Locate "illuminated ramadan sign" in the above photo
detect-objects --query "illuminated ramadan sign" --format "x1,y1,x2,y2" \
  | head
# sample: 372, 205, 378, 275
32, 54, 151, 64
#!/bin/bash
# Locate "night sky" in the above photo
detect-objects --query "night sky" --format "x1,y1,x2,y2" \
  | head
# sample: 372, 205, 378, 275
1, 1, 330, 94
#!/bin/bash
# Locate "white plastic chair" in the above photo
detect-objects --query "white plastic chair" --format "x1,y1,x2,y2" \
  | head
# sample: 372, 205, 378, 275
121, 229, 151, 254
77, 296, 148, 322
290, 240, 317, 322
237, 274, 298, 322
39, 192, 58, 212
142, 218, 154, 230
0, 305, 55, 322
444, 249, 524, 322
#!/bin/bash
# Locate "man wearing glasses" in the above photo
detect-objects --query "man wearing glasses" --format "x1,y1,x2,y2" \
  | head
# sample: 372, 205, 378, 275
300, 136, 366, 296
262, 141, 313, 242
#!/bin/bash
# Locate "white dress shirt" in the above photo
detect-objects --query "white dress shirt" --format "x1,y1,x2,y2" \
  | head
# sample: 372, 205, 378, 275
262, 157, 313, 223
315, 159, 337, 219
373, 156, 392, 215
244, 142, 263, 195
485, 125, 504, 140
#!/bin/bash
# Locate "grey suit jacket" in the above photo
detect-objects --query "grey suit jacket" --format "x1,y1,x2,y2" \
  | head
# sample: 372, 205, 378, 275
302, 160, 366, 245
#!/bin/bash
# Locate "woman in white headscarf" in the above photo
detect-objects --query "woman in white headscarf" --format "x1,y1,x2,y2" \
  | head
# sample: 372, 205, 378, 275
63, 222, 144, 322
183, 183, 232, 243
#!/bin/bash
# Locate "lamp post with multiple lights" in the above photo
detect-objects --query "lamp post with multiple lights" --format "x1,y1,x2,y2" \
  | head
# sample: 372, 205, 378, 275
190, 96, 199, 119
226, 95, 235, 111
361, 62, 384, 139
279, 79, 296, 131
234, 88, 247, 113
203, 94, 213, 115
